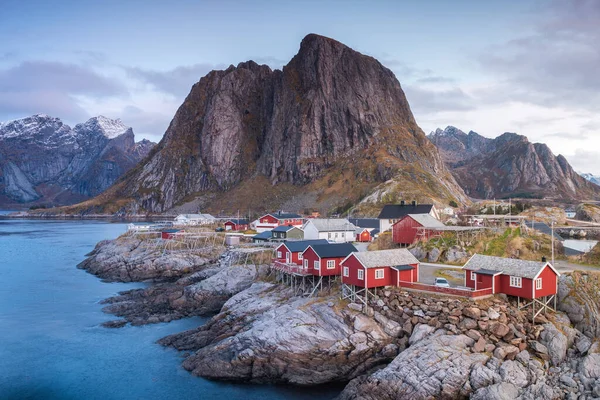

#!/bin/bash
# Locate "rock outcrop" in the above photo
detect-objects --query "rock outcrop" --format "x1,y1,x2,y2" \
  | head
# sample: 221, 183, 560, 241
77, 236, 210, 282
428, 126, 600, 200
0, 114, 155, 208
71, 34, 466, 215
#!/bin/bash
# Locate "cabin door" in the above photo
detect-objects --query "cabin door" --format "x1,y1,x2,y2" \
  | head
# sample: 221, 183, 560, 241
286, 253, 290, 263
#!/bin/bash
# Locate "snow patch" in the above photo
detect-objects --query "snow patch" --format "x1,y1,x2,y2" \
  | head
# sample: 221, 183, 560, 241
78, 115, 130, 139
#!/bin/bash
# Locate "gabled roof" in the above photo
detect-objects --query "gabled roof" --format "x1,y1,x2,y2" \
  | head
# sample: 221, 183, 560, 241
348, 218, 379, 229
253, 231, 272, 240
463, 254, 560, 279
391, 265, 415, 271
226, 219, 249, 225
280, 239, 328, 253
263, 212, 303, 220
348, 249, 419, 269
378, 204, 434, 219
272, 225, 299, 233
307, 218, 357, 232
308, 243, 357, 258
405, 214, 445, 228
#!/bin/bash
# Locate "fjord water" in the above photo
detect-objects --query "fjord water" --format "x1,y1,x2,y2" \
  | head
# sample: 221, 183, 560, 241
0, 217, 341, 399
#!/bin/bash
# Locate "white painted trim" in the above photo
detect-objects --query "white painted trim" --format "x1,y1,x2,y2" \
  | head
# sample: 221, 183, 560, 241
375, 269, 385, 279
358, 268, 364, 280
492, 275, 495, 294
509, 276, 522, 288
532, 262, 561, 280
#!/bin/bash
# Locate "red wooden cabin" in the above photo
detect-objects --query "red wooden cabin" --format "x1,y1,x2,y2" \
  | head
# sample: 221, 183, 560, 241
301, 243, 357, 276
340, 249, 420, 289
256, 212, 304, 232
463, 254, 560, 299
392, 214, 445, 246
224, 219, 249, 231
274, 239, 328, 265
161, 229, 181, 239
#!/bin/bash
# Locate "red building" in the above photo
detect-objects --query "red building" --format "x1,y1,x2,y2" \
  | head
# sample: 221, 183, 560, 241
274, 239, 328, 265
301, 243, 357, 276
462, 254, 560, 300
392, 214, 445, 246
255, 212, 305, 232
161, 229, 181, 239
224, 219, 249, 231
340, 249, 420, 289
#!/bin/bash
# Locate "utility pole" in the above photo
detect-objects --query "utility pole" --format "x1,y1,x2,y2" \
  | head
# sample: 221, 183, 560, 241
551, 220, 555, 266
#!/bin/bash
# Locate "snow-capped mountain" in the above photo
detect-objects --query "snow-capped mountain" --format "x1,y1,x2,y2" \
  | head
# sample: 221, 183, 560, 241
0, 114, 155, 207
580, 172, 600, 186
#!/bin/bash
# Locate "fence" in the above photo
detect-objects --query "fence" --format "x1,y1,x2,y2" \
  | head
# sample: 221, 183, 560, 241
397, 281, 494, 299
272, 260, 312, 276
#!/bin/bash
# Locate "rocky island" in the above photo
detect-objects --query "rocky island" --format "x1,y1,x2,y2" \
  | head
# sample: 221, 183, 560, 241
79, 230, 600, 399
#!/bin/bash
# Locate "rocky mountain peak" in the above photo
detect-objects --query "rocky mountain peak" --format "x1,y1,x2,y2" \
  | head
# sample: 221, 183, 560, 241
73, 35, 466, 214
428, 126, 600, 200
76, 116, 131, 139
0, 114, 71, 139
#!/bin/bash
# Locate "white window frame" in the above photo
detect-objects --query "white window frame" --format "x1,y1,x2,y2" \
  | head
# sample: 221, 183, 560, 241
327, 260, 336, 269
470, 271, 476, 281
277, 251, 282, 258
358, 269, 364, 280
304, 259, 308, 269
375, 269, 385, 279
298, 253, 303, 260
509, 276, 522, 288
314, 260, 320, 270
343, 266, 349, 277
328, 232, 332, 239
535, 278, 542, 290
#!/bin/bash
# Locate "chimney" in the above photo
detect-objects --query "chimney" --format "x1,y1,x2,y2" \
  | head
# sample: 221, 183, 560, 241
400, 200, 405, 206
541, 256, 547, 263
412, 200, 417, 206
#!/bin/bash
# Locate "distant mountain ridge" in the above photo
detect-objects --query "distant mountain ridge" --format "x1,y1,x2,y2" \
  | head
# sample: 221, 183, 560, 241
428, 126, 600, 200
62, 34, 467, 215
580, 172, 600, 186
0, 114, 155, 207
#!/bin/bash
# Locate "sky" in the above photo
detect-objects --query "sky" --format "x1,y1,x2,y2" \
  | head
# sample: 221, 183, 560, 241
1, 0, 599, 174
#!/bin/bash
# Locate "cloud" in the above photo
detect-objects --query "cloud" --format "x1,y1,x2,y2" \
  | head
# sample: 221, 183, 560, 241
0, 60, 128, 121
403, 85, 475, 114
567, 148, 600, 174
125, 63, 225, 99
478, 0, 600, 110
118, 105, 172, 143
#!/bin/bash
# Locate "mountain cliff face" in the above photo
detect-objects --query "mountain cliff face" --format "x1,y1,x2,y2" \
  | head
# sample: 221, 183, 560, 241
74, 34, 467, 214
428, 126, 600, 200
0, 114, 155, 207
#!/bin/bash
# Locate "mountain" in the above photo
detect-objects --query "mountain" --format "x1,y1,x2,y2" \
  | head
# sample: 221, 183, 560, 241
580, 172, 600, 186
0, 114, 155, 207
65, 34, 467, 215
428, 126, 600, 200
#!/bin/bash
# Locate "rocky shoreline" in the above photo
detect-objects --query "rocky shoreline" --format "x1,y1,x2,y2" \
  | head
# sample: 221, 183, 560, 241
80, 235, 600, 399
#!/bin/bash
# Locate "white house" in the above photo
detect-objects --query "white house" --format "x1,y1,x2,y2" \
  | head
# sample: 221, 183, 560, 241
174, 213, 216, 226
127, 223, 155, 232
302, 218, 357, 243
565, 208, 577, 219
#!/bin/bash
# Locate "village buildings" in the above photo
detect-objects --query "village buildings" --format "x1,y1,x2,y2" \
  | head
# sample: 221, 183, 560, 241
349, 218, 380, 242
302, 218, 357, 243
174, 213, 216, 225
271, 225, 304, 241
301, 243, 357, 276
224, 218, 250, 231
392, 214, 445, 246
377, 202, 439, 232
253, 212, 305, 232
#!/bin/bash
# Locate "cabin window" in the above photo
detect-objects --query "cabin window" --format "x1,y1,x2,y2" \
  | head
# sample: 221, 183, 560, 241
358, 269, 364, 280
277, 251, 282, 258
509, 276, 522, 288
314, 260, 320, 270
535, 278, 542, 290
327, 260, 336, 269
328, 233, 332, 239
470, 271, 476, 281
375, 269, 385, 279
335, 232, 338, 239
298, 253, 303, 260
304, 259, 308, 269
343, 267, 349, 277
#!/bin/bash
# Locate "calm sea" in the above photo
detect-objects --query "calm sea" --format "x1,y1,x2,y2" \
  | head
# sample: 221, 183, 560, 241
0, 215, 342, 399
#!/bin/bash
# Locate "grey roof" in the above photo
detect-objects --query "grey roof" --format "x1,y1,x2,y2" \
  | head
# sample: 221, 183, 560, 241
351, 249, 419, 269
308, 218, 357, 232
378, 204, 434, 219
463, 254, 557, 279
266, 212, 303, 220
391, 265, 415, 271
475, 268, 503, 276
282, 239, 328, 253
272, 225, 298, 233
226, 218, 249, 225
253, 231, 272, 240
348, 218, 379, 229
310, 243, 357, 258
406, 214, 445, 228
